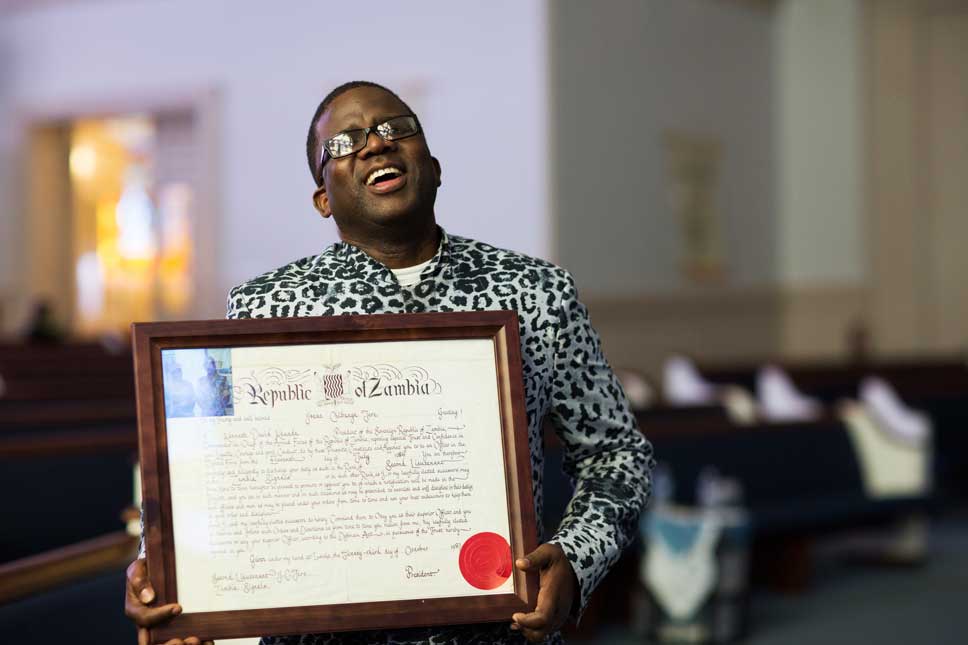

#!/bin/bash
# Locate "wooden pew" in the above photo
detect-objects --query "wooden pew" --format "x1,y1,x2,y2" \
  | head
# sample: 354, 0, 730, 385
546, 403, 934, 637
700, 357, 968, 403
639, 411, 928, 534
0, 425, 138, 563
0, 399, 136, 429
0, 376, 135, 401
0, 343, 136, 402
0, 531, 138, 604
0, 342, 139, 563
699, 358, 968, 501
0, 532, 138, 642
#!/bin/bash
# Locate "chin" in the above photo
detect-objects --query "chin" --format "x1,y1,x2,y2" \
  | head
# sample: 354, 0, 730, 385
365, 196, 423, 223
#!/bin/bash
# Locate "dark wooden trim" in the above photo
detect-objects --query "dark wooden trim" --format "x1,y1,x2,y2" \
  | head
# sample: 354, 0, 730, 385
0, 531, 138, 604
133, 312, 537, 642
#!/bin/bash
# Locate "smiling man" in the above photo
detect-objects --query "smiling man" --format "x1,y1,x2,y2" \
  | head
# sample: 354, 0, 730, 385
125, 81, 653, 645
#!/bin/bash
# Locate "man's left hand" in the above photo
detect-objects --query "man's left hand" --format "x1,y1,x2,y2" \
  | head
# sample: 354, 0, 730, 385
510, 543, 578, 642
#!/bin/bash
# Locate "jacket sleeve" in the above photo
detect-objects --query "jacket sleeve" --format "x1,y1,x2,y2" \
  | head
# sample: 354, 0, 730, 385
226, 285, 254, 319
546, 270, 654, 615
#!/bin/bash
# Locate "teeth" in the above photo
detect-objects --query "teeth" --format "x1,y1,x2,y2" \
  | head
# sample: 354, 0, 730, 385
366, 166, 403, 186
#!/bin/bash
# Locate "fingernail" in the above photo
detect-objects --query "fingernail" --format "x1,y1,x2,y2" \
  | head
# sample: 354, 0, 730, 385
139, 588, 154, 604
172, 605, 182, 615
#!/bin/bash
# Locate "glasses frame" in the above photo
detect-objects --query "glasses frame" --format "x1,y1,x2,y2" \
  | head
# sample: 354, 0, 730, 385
317, 115, 421, 182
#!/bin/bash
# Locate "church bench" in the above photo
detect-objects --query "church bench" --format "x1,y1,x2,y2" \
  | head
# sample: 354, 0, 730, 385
698, 358, 968, 501
0, 375, 135, 401
0, 530, 137, 604
0, 426, 137, 563
642, 415, 931, 535
0, 399, 136, 429
0, 533, 138, 642
0, 352, 132, 377
699, 357, 968, 403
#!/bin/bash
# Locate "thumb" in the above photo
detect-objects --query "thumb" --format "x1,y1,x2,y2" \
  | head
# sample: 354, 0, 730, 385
127, 558, 155, 604
516, 543, 560, 571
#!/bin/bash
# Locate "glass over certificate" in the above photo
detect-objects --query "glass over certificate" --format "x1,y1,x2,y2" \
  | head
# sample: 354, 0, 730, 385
133, 312, 537, 643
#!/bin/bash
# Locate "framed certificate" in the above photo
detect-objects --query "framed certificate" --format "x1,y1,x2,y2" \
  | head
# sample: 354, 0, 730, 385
132, 311, 537, 643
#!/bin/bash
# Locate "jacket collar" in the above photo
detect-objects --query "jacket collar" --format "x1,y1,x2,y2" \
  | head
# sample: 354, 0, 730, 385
324, 226, 452, 284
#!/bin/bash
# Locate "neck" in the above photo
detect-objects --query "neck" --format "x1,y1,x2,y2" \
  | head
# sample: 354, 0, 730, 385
339, 217, 441, 269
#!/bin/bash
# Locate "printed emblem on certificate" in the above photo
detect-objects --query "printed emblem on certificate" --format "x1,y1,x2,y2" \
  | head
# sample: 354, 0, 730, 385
132, 311, 537, 643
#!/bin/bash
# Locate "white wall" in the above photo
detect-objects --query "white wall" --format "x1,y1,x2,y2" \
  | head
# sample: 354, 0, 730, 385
552, 0, 777, 295
0, 0, 548, 321
773, 0, 864, 286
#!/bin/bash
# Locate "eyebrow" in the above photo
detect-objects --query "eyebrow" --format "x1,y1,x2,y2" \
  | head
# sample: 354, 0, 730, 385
329, 114, 402, 136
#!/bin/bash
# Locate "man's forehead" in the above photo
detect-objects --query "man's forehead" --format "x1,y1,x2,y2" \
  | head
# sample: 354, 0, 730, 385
318, 86, 408, 136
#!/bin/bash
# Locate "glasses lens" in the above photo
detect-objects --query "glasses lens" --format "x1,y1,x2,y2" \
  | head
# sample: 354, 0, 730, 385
376, 116, 419, 140
326, 130, 364, 158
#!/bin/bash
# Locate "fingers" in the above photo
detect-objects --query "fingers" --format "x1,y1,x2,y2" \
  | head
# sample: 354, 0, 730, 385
147, 634, 208, 645
512, 609, 549, 630
127, 558, 155, 604
512, 584, 555, 641
128, 603, 176, 629
125, 557, 185, 630
138, 602, 183, 626
510, 616, 551, 643
515, 543, 562, 572
125, 577, 182, 626
160, 636, 205, 645
511, 543, 577, 640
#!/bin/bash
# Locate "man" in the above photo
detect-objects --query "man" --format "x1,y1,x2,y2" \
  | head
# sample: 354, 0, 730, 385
125, 81, 653, 645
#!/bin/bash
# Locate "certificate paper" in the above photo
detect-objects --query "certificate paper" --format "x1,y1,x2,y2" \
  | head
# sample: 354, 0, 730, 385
135, 312, 536, 641
163, 339, 513, 612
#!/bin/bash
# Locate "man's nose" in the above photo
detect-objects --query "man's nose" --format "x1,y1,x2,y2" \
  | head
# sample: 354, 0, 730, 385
358, 130, 397, 158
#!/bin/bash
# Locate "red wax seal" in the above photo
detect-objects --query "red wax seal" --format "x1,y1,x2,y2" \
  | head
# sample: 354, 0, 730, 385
459, 532, 512, 590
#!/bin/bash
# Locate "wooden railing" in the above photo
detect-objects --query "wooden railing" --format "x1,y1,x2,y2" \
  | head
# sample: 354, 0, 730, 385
0, 531, 138, 604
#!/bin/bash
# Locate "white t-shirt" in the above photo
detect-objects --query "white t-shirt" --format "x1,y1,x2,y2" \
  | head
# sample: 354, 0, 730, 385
390, 257, 433, 287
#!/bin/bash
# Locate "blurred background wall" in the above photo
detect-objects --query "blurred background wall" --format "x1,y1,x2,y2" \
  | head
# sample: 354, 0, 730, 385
0, 0, 549, 329
3, 0, 963, 370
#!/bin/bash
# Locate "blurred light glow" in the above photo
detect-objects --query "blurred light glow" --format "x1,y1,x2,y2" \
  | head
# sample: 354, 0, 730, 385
158, 182, 194, 311
70, 114, 194, 336
69, 144, 97, 179
115, 167, 157, 260
75, 251, 105, 320
104, 115, 155, 152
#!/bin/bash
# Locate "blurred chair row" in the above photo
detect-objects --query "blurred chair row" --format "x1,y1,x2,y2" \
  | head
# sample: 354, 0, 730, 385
0, 341, 140, 642
553, 354, 968, 641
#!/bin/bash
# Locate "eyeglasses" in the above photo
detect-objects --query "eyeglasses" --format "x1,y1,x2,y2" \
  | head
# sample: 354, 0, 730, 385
319, 115, 421, 170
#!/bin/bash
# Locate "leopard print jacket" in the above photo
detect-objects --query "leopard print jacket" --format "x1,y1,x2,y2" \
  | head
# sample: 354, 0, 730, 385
224, 229, 654, 645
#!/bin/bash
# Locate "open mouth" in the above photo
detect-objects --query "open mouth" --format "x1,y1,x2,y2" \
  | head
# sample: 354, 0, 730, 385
365, 165, 406, 189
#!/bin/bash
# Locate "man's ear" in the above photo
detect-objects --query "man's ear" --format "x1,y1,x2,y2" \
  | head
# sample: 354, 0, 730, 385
312, 184, 332, 218
432, 156, 442, 188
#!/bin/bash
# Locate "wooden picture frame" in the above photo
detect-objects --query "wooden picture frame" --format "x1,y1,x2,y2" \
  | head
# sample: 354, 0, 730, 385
132, 311, 537, 643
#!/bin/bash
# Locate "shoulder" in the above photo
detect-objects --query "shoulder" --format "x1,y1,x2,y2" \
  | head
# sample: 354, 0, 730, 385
447, 234, 573, 289
226, 251, 330, 318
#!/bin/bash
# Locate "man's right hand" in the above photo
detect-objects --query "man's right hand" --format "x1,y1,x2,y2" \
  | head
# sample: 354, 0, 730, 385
124, 558, 213, 645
